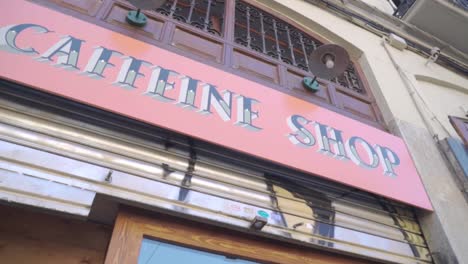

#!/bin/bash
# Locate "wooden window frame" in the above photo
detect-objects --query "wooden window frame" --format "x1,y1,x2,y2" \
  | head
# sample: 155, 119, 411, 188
104, 208, 376, 264
29, 0, 386, 130
449, 116, 468, 145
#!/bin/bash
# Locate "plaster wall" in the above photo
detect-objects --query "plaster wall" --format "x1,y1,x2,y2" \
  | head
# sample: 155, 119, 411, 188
381, 45, 468, 140
413, 79, 468, 139
359, 0, 395, 14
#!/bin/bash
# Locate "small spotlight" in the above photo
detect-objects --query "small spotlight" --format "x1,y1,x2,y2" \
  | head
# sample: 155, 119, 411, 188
250, 216, 268, 230
323, 54, 335, 69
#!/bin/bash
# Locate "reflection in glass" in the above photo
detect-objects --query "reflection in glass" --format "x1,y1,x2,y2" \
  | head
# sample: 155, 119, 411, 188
138, 238, 259, 264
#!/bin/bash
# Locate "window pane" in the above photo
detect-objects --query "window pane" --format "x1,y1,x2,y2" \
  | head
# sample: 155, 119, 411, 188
138, 238, 259, 264
154, 0, 226, 36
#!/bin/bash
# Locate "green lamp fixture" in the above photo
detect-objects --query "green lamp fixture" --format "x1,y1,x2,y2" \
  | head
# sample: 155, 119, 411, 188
303, 76, 320, 92
126, 0, 166, 27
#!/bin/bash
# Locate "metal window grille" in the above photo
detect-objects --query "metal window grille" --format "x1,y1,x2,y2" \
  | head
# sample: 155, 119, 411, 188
234, 0, 365, 94
451, 0, 468, 10
394, 0, 468, 17
154, 0, 226, 36
393, 0, 416, 18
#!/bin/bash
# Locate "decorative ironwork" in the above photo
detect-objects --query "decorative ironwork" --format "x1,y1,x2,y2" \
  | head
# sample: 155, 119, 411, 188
394, 0, 468, 18
451, 0, 468, 10
152, 0, 225, 36
393, 0, 416, 18
334, 65, 365, 94
234, 0, 365, 94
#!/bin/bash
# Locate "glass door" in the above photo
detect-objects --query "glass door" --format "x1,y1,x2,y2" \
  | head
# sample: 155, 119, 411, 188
138, 238, 258, 264
104, 207, 374, 264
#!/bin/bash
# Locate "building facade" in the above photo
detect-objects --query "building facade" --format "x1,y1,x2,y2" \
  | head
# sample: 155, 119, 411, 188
0, 0, 467, 263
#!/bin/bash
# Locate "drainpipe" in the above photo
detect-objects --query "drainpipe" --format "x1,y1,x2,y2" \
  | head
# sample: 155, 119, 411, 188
381, 36, 451, 143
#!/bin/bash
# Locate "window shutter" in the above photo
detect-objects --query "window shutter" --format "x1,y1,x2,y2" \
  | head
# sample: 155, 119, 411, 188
449, 116, 468, 145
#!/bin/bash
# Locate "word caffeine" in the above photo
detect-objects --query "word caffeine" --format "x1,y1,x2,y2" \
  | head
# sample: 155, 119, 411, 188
1, 23, 401, 177
0, 23, 261, 131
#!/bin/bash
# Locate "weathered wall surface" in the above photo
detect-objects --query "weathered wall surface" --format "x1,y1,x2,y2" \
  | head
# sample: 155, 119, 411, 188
0, 205, 112, 264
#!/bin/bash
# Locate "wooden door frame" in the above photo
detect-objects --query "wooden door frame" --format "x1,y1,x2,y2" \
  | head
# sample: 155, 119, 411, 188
104, 207, 375, 264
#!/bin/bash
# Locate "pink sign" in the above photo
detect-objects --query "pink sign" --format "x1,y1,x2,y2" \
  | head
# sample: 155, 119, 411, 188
0, 1, 432, 210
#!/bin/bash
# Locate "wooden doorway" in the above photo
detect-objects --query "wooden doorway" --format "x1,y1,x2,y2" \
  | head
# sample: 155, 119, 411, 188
105, 208, 376, 264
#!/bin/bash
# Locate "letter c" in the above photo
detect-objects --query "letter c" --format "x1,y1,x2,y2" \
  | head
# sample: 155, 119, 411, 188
0, 24, 50, 54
